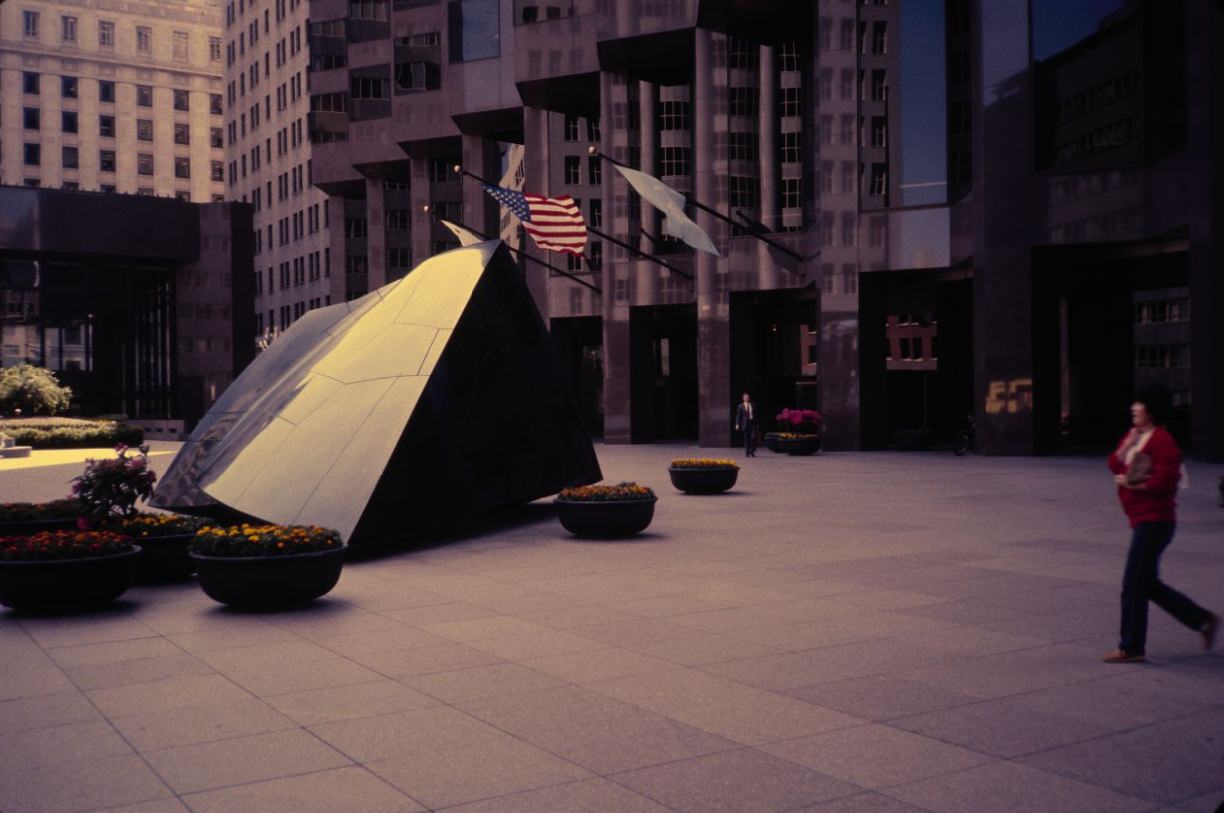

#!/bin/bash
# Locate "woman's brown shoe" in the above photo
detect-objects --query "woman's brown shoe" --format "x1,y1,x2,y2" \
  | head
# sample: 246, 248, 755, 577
1103, 649, 1146, 664
1201, 614, 1219, 652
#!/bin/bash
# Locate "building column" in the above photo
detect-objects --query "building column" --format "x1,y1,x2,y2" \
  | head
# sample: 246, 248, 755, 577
756, 44, 782, 289
694, 28, 731, 447
364, 178, 386, 289
635, 80, 661, 303
520, 107, 552, 318
1187, 0, 1224, 460
601, 71, 633, 443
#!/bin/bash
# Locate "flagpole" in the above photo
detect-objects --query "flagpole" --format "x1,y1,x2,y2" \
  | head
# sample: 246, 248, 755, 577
455, 165, 694, 282
588, 147, 807, 262
422, 205, 602, 294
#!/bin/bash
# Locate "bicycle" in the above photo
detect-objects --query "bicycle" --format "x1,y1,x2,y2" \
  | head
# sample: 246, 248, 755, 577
954, 412, 976, 456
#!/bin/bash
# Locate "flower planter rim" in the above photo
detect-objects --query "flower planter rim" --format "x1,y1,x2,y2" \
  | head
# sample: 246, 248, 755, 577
0, 544, 142, 565
668, 465, 738, 471
188, 543, 347, 563
553, 495, 658, 505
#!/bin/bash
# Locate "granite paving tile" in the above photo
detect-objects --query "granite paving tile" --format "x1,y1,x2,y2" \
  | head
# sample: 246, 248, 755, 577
181, 766, 424, 813
440, 777, 672, 812
760, 724, 994, 789
883, 760, 1157, 813
608, 747, 864, 813
140, 728, 352, 794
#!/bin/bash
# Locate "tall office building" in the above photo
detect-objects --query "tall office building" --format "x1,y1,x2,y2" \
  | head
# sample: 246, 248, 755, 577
0, 0, 226, 200
221, 0, 329, 342
296, 0, 1221, 458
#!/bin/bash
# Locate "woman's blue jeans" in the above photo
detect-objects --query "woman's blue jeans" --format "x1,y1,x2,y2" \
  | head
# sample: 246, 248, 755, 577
1119, 521, 1209, 655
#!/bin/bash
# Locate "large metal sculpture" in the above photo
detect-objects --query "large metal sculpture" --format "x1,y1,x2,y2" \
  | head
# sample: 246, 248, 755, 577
151, 241, 601, 546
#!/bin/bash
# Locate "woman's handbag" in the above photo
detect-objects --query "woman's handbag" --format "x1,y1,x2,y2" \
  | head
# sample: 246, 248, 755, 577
1125, 452, 1152, 485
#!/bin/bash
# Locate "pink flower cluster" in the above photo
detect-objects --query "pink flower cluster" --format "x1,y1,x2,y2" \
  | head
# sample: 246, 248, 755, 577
777, 408, 823, 430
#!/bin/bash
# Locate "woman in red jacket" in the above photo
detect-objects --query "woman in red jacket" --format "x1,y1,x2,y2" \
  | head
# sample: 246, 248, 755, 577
1104, 386, 1218, 663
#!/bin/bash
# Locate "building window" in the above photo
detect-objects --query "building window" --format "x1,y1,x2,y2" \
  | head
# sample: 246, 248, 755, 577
564, 156, 580, 185
842, 266, 858, 295
728, 87, 757, 118
175, 157, 191, 179
841, 215, 856, 246
138, 153, 154, 175
210, 94, 223, 115
100, 150, 116, 172
23, 107, 40, 130
61, 15, 77, 43
137, 26, 152, 52
99, 80, 115, 103
23, 72, 39, 94
210, 127, 224, 148
728, 132, 757, 161
870, 164, 888, 197
658, 100, 691, 131
62, 146, 79, 169
137, 85, 153, 106
587, 117, 601, 142
24, 10, 40, 37
840, 19, 855, 51
172, 123, 189, 145
62, 77, 78, 99
841, 115, 855, 145
173, 31, 190, 61
385, 209, 410, 231
872, 22, 887, 55
840, 69, 855, 101
779, 41, 800, 72
137, 119, 154, 141
62, 111, 78, 133
99, 116, 115, 138
727, 37, 757, 70
588, 156, 602, 186
780, 87, 801, 118
871, 70, 888, 101
781, 131, 802, 164
871, 117, 887, 148
210, 36, 222, 61
350, 76, 389, 99
564, 115, 580, 142
24, 144, 41, 166
174, 90, 190, 111
589, 198, 602, 229
841, 162, 856, 194
99, 20, 115, 47
822, 263, 835, 294
781, 178, 802, 210
729, 176, 759, 208
658, 146, 691, 177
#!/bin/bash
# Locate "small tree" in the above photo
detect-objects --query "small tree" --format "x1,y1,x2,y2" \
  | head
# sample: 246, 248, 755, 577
0, 364, 73, 416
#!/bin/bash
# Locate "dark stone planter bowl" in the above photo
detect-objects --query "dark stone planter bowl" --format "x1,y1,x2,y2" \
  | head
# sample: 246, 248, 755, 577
668, 467, 738, 494
777, 436, 822, 456
190, 545, 346, 609
763, 433, 782, 453
554, 497, 657, 538
0, 546, 141, 611
0, 516, 79, 537
134, 533, 197, 583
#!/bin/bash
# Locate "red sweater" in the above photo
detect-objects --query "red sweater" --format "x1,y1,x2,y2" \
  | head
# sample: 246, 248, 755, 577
1107, 426, 1181, 527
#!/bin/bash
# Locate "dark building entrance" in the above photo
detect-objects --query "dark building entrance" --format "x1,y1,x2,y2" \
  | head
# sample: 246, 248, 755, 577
859, 270, 973, 449
730, 289, 820, 443
550, 316, 604, 438
629, 304, 698, 442
1033, 245, 1191, 454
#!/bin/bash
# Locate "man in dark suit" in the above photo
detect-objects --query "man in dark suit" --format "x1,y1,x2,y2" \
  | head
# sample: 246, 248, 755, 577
735, 392, 757, 457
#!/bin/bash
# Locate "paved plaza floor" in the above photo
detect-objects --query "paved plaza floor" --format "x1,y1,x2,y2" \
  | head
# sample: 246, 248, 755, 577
1, 443, 1222, 813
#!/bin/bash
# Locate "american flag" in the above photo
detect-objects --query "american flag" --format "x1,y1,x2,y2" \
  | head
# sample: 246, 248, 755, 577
481, 184, 587, 255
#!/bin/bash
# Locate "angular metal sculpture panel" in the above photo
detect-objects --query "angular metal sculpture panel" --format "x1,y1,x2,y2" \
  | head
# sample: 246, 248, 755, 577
152, 241, 602, 546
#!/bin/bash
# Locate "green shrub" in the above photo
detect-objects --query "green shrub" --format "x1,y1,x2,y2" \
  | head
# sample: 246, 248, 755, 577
0, 365, 72, 416
0, 421, 144, 449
